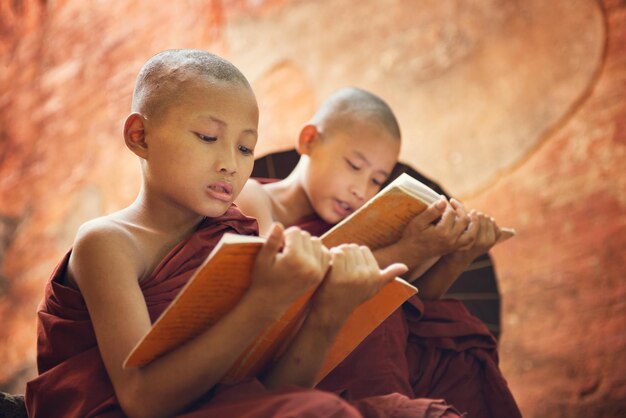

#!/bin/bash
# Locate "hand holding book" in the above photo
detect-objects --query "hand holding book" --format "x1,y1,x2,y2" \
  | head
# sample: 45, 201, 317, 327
125, 172, 513, 384
247, 223, 330, 317
321, 173, 515, 288
311, 244, 409, 321
394, 197, 515, 281
262, 244, 409, 389
124, 229, 417, 385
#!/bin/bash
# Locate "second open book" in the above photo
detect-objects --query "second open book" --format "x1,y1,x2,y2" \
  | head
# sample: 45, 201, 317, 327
124, 173, 514, 383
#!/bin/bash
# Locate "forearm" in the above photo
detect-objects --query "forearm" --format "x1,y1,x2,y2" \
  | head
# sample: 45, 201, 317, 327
119, 293, 285, 418
412, 253, 475, 300
373, 241, 432, 271
404, 256, 441, 283
261, 305, 348, 389
374, 242, 445, 284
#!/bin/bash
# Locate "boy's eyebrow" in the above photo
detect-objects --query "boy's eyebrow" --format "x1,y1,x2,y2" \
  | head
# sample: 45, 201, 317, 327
202, 116, 258, 137
352, 151, 390, 177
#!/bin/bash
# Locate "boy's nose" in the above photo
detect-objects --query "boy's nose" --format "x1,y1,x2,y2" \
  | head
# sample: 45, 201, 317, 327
349, 183, 366, 201
216, 149, 237, 175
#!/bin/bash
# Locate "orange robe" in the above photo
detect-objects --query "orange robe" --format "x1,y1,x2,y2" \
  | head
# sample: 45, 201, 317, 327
25, 206, 460, 418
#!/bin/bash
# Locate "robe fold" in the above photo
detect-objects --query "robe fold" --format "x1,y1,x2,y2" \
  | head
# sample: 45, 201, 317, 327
297, 212, 522, 418
406, 300, 521, 418
26, 206, 460, 418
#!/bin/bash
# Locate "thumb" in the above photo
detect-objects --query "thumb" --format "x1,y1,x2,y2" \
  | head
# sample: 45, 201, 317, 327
379, 262, 409, 283
258, 222, 284, 262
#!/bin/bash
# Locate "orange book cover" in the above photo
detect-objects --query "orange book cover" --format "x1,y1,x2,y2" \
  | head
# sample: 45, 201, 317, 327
124, 233, 416, 385
322, 172, 515, 249
124, 234, 267, 369
125, 173, 512, 381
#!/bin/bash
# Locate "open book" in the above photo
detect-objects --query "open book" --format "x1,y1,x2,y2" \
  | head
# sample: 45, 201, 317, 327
322, 172, 515, 249
124, 233, 417, 383
125, 172, 513, 382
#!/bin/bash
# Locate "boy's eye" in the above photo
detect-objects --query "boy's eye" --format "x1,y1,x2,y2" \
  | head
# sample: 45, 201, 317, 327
239, 145, 254, 156
345, 159, 360, 170
196, 133, 217, 143
372, 178, 383, 187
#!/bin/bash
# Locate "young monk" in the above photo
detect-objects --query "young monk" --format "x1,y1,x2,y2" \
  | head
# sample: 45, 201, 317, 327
236, 87, 522, 417
237, 87, 499, 300
25, 50, 463, 418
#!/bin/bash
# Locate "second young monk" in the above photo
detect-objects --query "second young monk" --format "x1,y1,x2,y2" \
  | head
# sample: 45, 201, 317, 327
236, 87, 523, 417
237, 87, 506, 302
25, 51, 462, 418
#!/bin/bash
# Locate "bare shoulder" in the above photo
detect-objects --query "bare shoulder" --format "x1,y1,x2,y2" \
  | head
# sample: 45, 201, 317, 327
237, 179, 271, 211
236, 179, 275, 234
67, 215, 145, 288
74, 216, 143, 259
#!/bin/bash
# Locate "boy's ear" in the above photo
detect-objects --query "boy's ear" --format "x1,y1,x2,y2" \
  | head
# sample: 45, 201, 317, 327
296, 124, 320, 156
124, 113, 148, 158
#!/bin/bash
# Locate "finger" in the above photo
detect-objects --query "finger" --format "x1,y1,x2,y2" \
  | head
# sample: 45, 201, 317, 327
450, 211, 470, 239
436, 203, 456, 231
310, 237, 327, 268
310, 236, 322, 259
354, 245, 369, 269
413, 198, 447, 228
330, 246, 347, 271
477, 214, 490, 243
299, 229, 313, 255
450, 198, 467, 217
345, 243, 361, 270
456, 212, 479, 249
379, 262, 409, 283
282, 226, 303, 255
450, 198, 470, 236
319, 243, 331, 274
490, 217, 503, 243
257, 222, 284, 262
484, 216, 496, 244
362, 245, 380, 270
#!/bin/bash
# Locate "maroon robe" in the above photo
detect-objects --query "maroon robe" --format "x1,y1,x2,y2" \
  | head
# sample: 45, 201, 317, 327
26, 206, 460, 418
297, 212, 522, 418
406, 300, 521, 418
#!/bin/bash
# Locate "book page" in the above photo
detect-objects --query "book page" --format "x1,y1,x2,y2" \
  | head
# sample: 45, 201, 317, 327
124, 233, 317, 377
124, 237, 264, 367
395, 173, 441, 203
498, 227, 516, 243
322, 188, 430, 249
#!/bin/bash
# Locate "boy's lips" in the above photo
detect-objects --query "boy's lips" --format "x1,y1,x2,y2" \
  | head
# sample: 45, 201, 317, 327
206, 181, 233, 202
331, 198, 354, 218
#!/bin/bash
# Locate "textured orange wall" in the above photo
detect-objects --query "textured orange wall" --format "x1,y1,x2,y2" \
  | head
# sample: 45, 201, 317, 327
467, 1, 626, 414
1, 0, 624, 416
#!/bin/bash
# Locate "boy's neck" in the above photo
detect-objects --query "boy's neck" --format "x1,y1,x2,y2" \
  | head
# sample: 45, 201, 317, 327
127, 186, 207, 236
264, 160, 316, 228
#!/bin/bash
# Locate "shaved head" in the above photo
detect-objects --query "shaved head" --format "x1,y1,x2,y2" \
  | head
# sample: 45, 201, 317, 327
131, 49, 252, 119
310, 87, 401, 140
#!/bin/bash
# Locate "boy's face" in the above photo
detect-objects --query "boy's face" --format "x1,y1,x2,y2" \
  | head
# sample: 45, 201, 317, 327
302, 120, 400, 224
142, 78, 259, 218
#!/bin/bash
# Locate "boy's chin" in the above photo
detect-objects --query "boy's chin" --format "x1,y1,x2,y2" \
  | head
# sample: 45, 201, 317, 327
318, 208, 347, 225
202, 202, 233, 218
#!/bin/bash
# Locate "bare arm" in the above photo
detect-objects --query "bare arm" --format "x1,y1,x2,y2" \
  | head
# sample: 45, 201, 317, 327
71, 223, 326, 418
